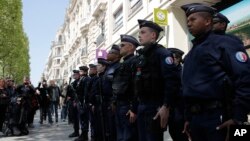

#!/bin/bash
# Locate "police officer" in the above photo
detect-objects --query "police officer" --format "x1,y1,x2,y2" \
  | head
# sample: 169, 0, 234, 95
75, 66, 90, 141
103, 44, 121, 141
167, 48, 189, 141
181, 4, 250, 141
67, 70, 80, 138
135, 19, 179, 141
213, 12, 243, 44
92, 58, 110, 141
112, 34, 140, 141
87, 64, 98, 140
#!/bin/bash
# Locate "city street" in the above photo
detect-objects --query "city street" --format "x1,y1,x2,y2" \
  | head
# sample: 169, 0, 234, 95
0, 109, 173, 141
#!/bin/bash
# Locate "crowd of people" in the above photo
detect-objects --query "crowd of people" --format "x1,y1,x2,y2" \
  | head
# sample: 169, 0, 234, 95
1, 3, 250, 141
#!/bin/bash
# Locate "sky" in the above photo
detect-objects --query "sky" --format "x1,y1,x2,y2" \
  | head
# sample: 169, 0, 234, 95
221, 0, 250, 26
22, 0, 69, 85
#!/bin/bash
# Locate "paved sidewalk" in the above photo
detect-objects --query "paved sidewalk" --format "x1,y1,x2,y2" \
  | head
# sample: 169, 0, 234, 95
0, 109, 173, 141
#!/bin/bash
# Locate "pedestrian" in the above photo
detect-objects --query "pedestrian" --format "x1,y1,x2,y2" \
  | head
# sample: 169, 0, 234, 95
112, 34, 140, 141
16, 76, 37, 128
0, 78, 9, 133
181, 4, 250, 141
48, 80, 62, 123
135, 19, 179, 141
61, 82, 68, 122
36, 80, 52, 124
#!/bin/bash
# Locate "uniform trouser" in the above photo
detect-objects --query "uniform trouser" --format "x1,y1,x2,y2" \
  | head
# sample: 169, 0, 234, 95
115, 105, 138, 141
137, 104, 163, 141
0, 105, 7, 131
168, 108, 189, 141
67, 100, 74, 124
89, 106, 95, 137
93, 103, 116, 141
103, 103, 116, 141
189, 109, 226, 141
79, 103, 89, 133
73, 105, 79, 133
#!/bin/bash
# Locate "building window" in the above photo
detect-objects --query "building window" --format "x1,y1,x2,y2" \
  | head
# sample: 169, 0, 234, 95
57, 59, 60, 64
82, 48, 87, 56
77, 57, 80, 64
113, 7, 123, 30
101, 21, 105, 35
57, 48, 61, 56
129, 0, 142, 15
56, 69, 60, 77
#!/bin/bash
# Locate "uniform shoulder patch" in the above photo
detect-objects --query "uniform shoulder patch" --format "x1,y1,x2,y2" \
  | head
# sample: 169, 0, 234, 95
165, 57, 174, 65
235, 51, 248, 63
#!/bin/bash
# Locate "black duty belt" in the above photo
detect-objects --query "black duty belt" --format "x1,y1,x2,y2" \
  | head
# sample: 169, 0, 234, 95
188, 101, 223, 114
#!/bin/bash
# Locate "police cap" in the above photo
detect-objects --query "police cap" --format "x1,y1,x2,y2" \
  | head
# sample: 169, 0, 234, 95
138, 19, 163, 33
168, 48, 184, 57
181, 3, 203, 12
111, 44, 120, 52
120, 34, 140, 47
89, 64, 97, 68
73, 70, 80, 74
79, 66, 89, 71
181, 4, 216, 17
97, 58, 109, 65
213, 13, 230, 23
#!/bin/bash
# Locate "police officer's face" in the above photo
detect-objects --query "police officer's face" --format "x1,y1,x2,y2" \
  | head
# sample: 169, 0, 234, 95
139, 27, 156, 45
97, 64, 106, 73
120, 42, 134, 57
187, 12, 212, 37
107, 50, 120, 61
89, 68, 97, 75
173, 54, 181, 65
80, 70, 87, 76
73, 73, 80, 80
213, 21, 226, 32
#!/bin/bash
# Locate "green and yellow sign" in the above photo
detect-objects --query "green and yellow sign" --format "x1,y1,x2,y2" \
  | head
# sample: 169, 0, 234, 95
154, 8, 168, 25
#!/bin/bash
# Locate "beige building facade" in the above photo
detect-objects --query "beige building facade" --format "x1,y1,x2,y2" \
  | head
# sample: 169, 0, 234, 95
44, 0, 224, 84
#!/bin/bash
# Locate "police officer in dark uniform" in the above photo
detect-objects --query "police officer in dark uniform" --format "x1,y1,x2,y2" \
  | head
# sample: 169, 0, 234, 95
87, 64, 98, 140
181, 4, 250, 141
75, 66, 90, 141
67, 70, 80, 138
135, 19, 179, 141
167, 48, 189, 141
112, 34, 140, 141
213, 12, 243, 44
103, 44, 121, 141
92, 58, 110, 141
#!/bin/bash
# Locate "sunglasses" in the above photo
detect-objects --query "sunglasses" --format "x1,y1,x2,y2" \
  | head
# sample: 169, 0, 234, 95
108, 50, 119, 54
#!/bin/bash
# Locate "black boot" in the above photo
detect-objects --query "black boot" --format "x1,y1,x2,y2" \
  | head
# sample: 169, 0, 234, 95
74, 132, 88, 141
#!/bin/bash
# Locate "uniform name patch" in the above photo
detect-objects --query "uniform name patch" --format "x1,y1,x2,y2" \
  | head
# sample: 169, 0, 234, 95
235, 51, 248, 63
165, 57, 174, 65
